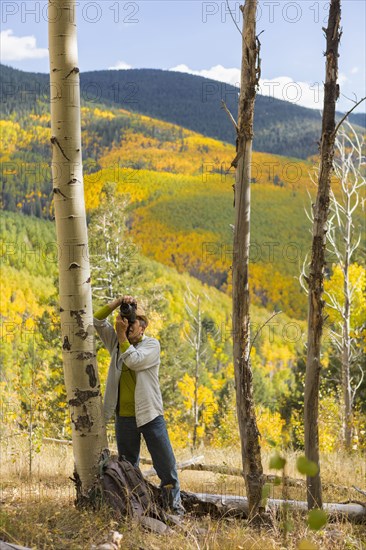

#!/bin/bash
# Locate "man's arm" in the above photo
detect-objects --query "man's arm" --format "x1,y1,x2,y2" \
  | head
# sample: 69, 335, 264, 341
114, 314, 131, 353
120, 339, 161, 372
115, 314, 160, 372
94, 295, 135, 354
94, 297, 123, 320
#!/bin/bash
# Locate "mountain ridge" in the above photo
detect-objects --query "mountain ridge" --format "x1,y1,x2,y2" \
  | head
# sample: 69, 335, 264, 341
1, 64, 364, 160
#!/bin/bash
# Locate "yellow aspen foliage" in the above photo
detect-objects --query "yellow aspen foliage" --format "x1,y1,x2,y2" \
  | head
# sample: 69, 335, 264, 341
211, 395, 286, 449
0, 266, 54, 325
166, 373, 220, 447
290, 391, 366, 451
165, 407, 192, 448
324, 263, 366, 330
256, 406, 288, 447
76, 103, 314, 320
1, 119, 51, 159
93, 107, 116, 120
207, 372, 226, 393
0, 120, 26, 155
29, 113, 50, 124
29, 125, 50, 146
318, 393, 342, 452
178, 373, 218, 417
96, 347, 112, 395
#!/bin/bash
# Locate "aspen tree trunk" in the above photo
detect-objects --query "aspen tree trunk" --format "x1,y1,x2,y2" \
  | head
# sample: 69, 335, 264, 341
232, 0, 264, 520
48, 0, 108, 496
304, 0, 341, 510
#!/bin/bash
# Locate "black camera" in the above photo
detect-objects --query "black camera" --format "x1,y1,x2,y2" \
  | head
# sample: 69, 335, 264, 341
119, 301, 137, 325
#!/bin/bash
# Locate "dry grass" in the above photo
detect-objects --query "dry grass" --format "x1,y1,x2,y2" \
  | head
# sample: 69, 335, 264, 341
0, 439, 365, 550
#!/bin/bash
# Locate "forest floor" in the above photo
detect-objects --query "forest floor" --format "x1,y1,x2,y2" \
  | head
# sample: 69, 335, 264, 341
0, 443, 365, 550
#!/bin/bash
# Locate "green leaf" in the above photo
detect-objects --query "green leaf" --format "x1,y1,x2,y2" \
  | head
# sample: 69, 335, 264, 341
261, 483, 271, 500
266, 438, 277, 447
269, 452, 286, 470
285, 520, 294, 533
296, 456, 319, 477
273, 476, 281, 486
308, 509, 327, 531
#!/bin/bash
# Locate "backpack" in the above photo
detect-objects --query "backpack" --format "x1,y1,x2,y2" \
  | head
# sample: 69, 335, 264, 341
100, 454, 157, 518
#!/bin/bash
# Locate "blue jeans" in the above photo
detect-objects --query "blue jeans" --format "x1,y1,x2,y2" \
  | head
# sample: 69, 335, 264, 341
115, 415, 184, 514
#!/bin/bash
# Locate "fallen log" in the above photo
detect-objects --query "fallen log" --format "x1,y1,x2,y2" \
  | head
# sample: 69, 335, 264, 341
43, 437, 72, 445
143, 456, 204, 478
82, 453, 366, 526
180, 491, 366, 524
41, 440, 356, 494
140, 457, 154, 465
181, 463, 352, 492
42, 437, 358, 496
0, 542, 33, 550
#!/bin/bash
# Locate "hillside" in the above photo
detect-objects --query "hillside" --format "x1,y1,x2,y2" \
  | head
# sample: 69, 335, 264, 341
2, 73, 364, 319
0, 211, 304, 423
1, 99, 321, 318
1, 64, 365, 160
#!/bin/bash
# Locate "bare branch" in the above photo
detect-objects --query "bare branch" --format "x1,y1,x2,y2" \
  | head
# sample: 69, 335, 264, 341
351, 366, 364, 405
225, 0, 243, 36
323, 291, 344, 316
299, 253, 310, 295
221, 100, 239, 133
352, 486, 366, 498
249, 310, 282, 356
334, 96, 366, 136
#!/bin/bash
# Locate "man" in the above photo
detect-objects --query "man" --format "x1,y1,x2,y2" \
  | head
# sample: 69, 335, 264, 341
94, 295, 184, 515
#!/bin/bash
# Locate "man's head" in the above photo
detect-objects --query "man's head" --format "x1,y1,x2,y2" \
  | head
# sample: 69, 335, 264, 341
126, 305, 148, 345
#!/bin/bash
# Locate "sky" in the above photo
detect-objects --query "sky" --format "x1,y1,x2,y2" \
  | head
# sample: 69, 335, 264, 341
1, 0, 365, 113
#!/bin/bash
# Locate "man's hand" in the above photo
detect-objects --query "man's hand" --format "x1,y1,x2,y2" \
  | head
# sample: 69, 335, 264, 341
107, 295, 137, 312
119, 295, 137, 306
115, 313, 129, 344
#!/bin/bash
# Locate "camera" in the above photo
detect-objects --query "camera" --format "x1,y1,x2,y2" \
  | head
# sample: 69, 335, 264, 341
119, 301, 137, 325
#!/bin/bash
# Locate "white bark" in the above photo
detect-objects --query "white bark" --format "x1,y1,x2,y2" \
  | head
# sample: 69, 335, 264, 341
49, 0, 107, 494
184, 492, 366, 523
326, 123, 366, 449
183, 291, 207, 449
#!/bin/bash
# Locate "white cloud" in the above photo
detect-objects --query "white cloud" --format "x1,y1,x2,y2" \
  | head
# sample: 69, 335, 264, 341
258, 76, 325, 110
350, 66, 359, 75
105, 60, 355, 111
0, 29, 48, 61
169, 64, 331, 110
338, 72, 348, 85
169, 63, 241, 87
108, 60, 132, 70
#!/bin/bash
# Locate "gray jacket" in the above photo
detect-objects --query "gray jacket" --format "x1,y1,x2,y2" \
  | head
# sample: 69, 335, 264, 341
93, 317, 164, 428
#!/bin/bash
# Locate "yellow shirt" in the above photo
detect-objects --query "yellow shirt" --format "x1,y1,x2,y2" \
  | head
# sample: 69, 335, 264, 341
117, 340, 135, 416
118, 361, 136, 416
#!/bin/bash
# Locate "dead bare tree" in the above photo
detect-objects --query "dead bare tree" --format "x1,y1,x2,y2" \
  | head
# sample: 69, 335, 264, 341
304, 0, 341, 510
302, 122, 365, 452
231, 0, 265, 521
88, 183, 134, 304
183, 292, 207, 449
326, 122, 366, 449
